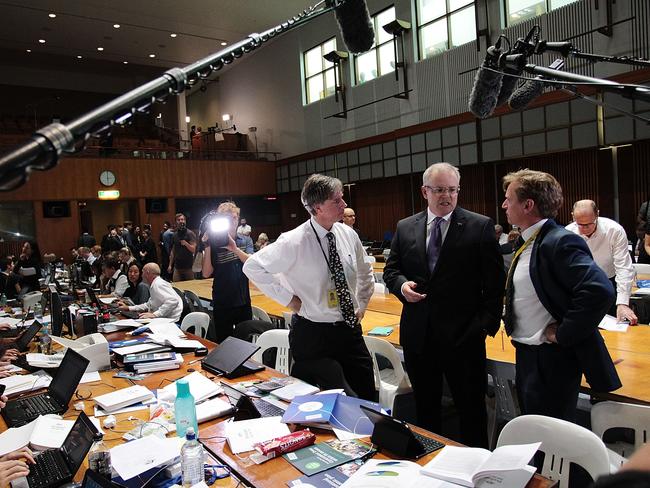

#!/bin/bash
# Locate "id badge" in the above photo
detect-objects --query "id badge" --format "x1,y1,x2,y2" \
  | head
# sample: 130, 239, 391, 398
327, 289, 339, 308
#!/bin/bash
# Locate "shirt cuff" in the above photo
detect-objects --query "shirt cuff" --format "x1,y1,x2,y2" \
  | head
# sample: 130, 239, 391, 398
400, 282, 409, 297
616, 292, 630, 306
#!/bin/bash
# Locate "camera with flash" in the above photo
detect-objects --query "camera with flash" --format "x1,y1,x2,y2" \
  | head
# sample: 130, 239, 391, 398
208, 216, 231, 248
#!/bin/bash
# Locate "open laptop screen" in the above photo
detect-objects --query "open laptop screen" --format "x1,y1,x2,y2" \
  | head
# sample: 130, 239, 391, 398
50, 291, 64, 336
63, 412, 97, 476
16, 321, 41, 351
49, 349, 90, 406
201, 336, 259, 376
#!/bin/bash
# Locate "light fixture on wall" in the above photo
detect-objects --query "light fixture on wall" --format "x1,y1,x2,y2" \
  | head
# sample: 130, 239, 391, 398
222, 114, 231, 122
382, 19, 411, 100
185, 116, 191, 123
323, 50, 349, 118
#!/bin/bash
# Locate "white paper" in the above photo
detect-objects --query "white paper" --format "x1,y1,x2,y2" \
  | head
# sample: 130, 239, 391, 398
165, 337, 204, 349
80, 371, 101, 384
94, 402, 151, 417
113, 343, 162, 355
160, 371, 222, 403
146, 321, 185, 337
1, 371, 52, 395
110, 435, 182, 480
341, 459, 452, 488
598, 314, 629, 332
271, 381, 319, 401
26, 353, 64, 368
224, 416, 290, 454
0, 317, 23, 327
28, 416, 74, 450
0, 419, 36, 456
94, 385, 154, 412
108, 319, 141, 328
25, 315, 51, 326
100, 297, 118, 305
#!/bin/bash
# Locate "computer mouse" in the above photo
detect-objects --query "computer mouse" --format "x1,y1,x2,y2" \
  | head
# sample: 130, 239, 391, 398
194, 347, 208, 356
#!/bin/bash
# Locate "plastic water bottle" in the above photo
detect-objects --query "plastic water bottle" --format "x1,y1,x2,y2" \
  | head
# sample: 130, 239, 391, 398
33, 302, 43, 323
180, 428, 204, 487
175, 378, 198, 438
88, 433, 112, 478
40, 322, 52, 355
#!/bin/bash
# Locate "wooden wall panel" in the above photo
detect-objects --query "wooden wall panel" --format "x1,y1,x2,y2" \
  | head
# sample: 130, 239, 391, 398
0, 158, 277, 201
34, 200, 80, 264
618, 141, 650, 237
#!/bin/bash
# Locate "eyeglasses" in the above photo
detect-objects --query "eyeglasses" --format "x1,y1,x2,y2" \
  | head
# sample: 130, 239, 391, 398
424, 186, 460, 195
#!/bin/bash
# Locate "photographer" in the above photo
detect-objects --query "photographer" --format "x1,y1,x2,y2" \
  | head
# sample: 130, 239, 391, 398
201, 201, 254, 343
168, 213, 197, 282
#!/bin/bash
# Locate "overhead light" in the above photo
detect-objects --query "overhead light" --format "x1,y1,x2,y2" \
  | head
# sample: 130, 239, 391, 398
382, 19, 411, 36
26, 49, 31, 53
185, 116, 191, 123
220, 41, 227, 46
38, 39, 46, 44
170, 33, 177, 38
97, 47, 104, 51
77, 55, 83, 59
323, 50, 348, 63
123, 61, 128, 64
48, 13, 56, 18
149, 53, 156, 58
113, 24, 120, 28
222, 114, 231, 122
98, 190, 120, 200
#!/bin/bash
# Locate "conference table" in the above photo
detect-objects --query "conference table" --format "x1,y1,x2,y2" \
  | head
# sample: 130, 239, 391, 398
0, 328, 555, 488
175, 278, 650, 406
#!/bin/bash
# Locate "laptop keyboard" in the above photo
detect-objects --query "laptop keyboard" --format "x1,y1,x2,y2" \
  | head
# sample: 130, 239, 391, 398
413, 431, 445, 455
27, 449, 70, 488
20, 395, 58, 417
253, 398, 285, 417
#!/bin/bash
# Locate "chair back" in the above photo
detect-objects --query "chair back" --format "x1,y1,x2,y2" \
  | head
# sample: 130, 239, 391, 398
172, 286, 191, 322
497, 414, 610, 486
180, 311, 210, 338
251, 329, 291, 374
486, 359, 519, 449
184, 290, 207, 313
363, 335, 412, 411
633, 263, 650, 275
591, 400, 650, 457
282, 311, 293, 329
373, 283, 387, 295
374, 272, 385, 284
251, 305, 272, 323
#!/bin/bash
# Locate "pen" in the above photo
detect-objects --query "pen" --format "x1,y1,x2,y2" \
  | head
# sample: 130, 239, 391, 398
188, 358, 202, 365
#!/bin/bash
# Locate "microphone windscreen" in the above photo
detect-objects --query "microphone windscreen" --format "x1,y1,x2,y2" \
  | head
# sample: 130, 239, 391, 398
333, 0, 375, 53
468, 62, 504, 119
508, 77, 545, 111
496, 69, 520, 107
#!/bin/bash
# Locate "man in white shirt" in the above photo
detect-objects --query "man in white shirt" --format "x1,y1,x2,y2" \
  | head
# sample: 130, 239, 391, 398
243, 174, 375, 400
237, 218, 252, 237
502, 169, 619, 422
495, 224, 509, 245
119, 263, 183, 321
566, 200, 638, 325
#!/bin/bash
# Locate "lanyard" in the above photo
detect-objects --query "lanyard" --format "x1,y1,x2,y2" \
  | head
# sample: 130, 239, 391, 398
309, 220, 335, 278
507, 229, 540, 280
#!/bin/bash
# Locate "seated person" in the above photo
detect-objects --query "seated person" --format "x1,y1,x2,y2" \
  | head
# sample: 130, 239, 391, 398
255, 233, 270, 251
119, 263, 182, 321
0, 257, 21, 300
101, 258, 128, 297
118, 247, 138, 275
122, 263, 150, 305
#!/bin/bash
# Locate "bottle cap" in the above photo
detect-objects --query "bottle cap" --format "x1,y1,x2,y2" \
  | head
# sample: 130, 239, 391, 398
185, 427, 196, 440
176, 378, 190, 397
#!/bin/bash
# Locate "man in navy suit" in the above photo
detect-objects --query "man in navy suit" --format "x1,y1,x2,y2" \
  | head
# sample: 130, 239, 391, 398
502, 169, 621, 421
384, 163, 505, 448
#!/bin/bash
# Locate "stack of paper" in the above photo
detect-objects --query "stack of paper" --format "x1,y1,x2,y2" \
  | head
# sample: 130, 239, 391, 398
160, 371, 223, 403
271, 381, 319, 402
0, 371, 52, 395
94, 385, 155, 413
0, 415, 73, 455
110, 435, 184, 481
224, 416, 291, 454
26, 352, 65, 368
134, 353, 184, 373
100, 319, 140, 333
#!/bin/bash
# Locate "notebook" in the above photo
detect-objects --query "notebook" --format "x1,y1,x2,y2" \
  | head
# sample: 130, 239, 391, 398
201, 336, 264, 379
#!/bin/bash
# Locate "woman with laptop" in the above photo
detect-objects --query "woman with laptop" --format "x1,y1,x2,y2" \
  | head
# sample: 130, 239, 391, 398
122, 262, 150, 305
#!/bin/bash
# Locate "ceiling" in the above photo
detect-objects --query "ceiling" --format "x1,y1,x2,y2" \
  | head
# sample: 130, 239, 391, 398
0, 0, 315, 69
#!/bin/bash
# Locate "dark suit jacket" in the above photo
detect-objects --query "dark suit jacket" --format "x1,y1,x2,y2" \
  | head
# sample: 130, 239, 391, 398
384, 207, 505, 353
528, 220, 621, 392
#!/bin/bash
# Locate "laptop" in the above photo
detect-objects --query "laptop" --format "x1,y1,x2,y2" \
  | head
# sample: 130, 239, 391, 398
2, 348, 90, 427
81, 469, 121, 488
12, 320, 42, 352
221, 382, 287, 420
50, 291, 65, 337
20, 411, 98, 488
359, 405, 444, 459
201, 336, 265, 379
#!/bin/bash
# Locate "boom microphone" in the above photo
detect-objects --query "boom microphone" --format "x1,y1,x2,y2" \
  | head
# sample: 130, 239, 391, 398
330, 0, 375, 54
495, 27, 539, 107
468, 37, 505, 119
508, 76, 545, 110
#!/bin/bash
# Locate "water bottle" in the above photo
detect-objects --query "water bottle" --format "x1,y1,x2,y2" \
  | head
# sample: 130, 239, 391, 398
88, 433, 112, 478
0, 293, 7, 309
175, 378, 198, 438
40, 322, 52, 355
180, 428, 204, 487
33, 302, 43, 323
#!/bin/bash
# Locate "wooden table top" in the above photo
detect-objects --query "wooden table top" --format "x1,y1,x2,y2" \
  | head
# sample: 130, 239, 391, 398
0, 329, 553, 488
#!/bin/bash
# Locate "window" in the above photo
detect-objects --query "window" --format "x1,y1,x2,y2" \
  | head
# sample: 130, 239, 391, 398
417, 0, 476, 60
354, 6, 396, 85
303, 38, 337, 105
505, 0, 579, 26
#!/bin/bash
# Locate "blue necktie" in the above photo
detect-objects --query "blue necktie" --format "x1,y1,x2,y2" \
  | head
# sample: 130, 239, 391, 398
427, 217, 443, 272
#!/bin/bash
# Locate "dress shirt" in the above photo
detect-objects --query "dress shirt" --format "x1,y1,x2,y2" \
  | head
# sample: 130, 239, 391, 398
129, 276, 183, 322
566, 217, 635, 306
499, 233, 509, 245
425, 208, 452, 248
237, 224, 252, 237
511, 219, 555, 345
87, 254, 96, 265
243, 218, 374, 323
110, 269, 129, 297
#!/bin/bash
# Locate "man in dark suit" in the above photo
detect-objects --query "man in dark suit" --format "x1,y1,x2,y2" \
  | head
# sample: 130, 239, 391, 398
384, 163, 505, 448
502, 169, 621, 421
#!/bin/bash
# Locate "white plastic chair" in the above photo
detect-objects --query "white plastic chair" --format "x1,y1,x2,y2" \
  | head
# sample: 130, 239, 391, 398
374, 272, 384, 284
486, 359, 519, 450
251, 329, 291, 375
633, 263, 650, 275
591, 401, 650, 469
497, 414, 611, 486
251, 305, 272, 323
364, 255, 376, 264
362, 336, 412, 412
180, 311, 210, 338
373, 283, 387, 295
282, 311, 293, 329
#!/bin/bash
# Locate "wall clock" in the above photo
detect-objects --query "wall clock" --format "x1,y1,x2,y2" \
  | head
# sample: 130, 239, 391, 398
99, 170, 116, 187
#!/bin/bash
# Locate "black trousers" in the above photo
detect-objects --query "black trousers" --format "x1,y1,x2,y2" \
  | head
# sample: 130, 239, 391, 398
288, 316, 375, 401
403, 335, 489, 448
514, 341, 581, 422
211, 305, 252, 343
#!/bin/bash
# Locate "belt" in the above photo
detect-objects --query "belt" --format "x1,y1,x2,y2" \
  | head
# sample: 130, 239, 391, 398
295, 315, 355, 327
